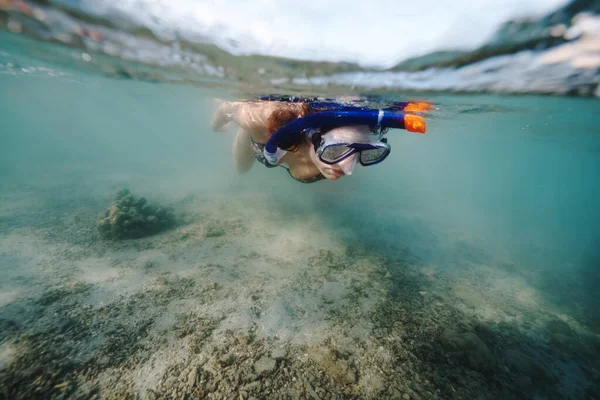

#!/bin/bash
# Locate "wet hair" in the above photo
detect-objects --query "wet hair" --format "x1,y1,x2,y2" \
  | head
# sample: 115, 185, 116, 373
266, 102, 315, 152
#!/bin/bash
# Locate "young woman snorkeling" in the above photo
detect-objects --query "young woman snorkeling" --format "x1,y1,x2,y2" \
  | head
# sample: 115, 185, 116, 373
210, 97, 429, 183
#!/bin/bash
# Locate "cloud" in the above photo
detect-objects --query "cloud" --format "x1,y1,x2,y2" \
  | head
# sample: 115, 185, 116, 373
81, 0, 571, 67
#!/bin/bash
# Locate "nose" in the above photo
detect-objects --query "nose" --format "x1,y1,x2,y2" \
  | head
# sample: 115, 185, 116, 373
338, 154, 358, 175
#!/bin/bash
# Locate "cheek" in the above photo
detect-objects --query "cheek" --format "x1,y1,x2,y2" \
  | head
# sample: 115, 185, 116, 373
309, 147, 328, 174
315, 159, 331, 175
310, 148, 341, 179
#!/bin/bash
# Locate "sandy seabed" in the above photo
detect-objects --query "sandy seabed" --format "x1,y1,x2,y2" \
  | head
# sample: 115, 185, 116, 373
0, 179, 598, 400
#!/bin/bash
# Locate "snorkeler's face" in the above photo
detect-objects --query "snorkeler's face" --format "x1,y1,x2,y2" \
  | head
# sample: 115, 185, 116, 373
309, 125, 378, 180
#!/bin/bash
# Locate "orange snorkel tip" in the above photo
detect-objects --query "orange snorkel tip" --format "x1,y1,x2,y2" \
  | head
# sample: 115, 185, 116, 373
404, 114, 427, 134
404, 102, 433, 113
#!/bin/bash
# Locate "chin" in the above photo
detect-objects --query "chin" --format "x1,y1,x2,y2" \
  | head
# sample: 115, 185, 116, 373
317, 164, 346, 180
324, 173, 343, 180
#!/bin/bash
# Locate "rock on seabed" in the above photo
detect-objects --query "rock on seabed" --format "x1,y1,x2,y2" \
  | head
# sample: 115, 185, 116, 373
97, 189, 175, 239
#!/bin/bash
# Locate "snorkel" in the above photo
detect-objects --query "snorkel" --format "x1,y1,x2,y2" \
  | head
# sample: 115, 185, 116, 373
263, 110, 426, 165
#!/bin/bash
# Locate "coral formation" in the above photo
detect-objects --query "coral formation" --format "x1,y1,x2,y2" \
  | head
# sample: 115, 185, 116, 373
98, 189, 175, 239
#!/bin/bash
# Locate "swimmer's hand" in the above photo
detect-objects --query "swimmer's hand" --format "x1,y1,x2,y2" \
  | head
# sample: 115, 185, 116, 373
210, 99, 234, 132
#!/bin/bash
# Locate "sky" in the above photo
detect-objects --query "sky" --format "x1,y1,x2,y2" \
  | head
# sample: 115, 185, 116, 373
80, 0, 571, 67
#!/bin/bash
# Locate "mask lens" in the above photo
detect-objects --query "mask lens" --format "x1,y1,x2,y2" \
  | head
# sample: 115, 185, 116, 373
321, 144, 353, 163
360, 147, 388, 165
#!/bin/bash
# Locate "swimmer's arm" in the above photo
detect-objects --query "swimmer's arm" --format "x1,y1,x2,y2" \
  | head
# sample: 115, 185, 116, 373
211, 100, 301, 142
211, 100, 272, 133
232, 128, 255, 174
210, 100, 237, 132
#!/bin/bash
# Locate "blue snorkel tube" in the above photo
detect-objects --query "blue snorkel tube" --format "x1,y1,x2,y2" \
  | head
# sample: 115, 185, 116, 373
263, 110, 426, 165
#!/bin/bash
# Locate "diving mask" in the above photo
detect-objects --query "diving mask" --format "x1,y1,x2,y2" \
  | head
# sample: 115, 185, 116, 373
313, 135, 391, 167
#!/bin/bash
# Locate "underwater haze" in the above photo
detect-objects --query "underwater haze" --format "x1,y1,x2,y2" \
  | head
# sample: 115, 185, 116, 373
2, 1, 600, 400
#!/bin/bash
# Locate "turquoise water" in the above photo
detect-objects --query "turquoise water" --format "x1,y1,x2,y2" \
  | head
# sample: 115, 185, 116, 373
1, 31, 600, 399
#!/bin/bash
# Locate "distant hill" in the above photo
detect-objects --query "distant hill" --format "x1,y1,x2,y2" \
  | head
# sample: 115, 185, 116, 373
390, 0, 600, 71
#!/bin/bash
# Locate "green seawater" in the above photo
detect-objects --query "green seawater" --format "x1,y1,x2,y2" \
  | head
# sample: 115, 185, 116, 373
1, 31, 599, 400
